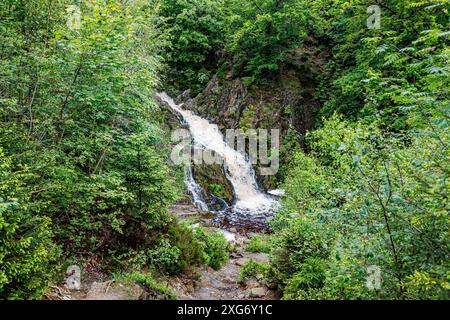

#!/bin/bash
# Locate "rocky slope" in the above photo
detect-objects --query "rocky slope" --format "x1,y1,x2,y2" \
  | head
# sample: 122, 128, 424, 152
172, 43, 330, 190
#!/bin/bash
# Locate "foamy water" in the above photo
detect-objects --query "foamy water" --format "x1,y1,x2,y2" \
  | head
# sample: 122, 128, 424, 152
157, 92, 277, 213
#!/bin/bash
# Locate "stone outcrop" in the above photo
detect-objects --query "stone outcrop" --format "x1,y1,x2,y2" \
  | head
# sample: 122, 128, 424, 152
176, 43, 329, 190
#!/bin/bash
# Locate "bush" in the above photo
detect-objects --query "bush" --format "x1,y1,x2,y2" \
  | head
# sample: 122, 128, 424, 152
245, 235, 271, 254
239, 260, 268, 283
115, 271, 176, 300
145, 224, 229, 274
149, 239, 183, 274
282, 257, 326, 300
0, 149, 59, 299
267, 219, 331, 289
193, 228, 229, 270
401, 271, 450, 300
168, 222, 205, 269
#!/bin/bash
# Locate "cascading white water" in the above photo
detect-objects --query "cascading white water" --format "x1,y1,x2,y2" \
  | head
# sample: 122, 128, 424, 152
185, 167, 209, 211
157, 92, 277, 215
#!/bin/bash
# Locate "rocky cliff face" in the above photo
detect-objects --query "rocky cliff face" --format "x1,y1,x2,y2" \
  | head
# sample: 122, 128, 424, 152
179, 44, 329, 137
175, 44, 329, 190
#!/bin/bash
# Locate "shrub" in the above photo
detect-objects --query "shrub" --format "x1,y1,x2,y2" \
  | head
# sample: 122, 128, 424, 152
168, 222, 205, 269
282, 257, 326, 300
245, 235, 271, 254
267, 219, 331, 289
0, 149, 59, 299
149, 239, 183, 274
193, 228, 228, 270
239, 260, 268, 283
401, 271, 450, 300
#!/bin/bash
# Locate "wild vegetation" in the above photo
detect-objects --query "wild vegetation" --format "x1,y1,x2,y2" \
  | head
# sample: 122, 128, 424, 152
0, 0, 228, 299
159, 0, 449, 300
0, 0, 448, 300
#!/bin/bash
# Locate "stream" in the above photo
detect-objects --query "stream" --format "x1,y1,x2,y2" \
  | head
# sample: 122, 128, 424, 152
157, 92, 281, 300
157, 92, 280, 233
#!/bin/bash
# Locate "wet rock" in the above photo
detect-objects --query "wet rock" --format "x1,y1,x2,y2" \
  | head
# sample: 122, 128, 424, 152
221, 229, 236, 243
222, 276, 236, 285
179, 89, 192, 103
263, 279, 278, 290
193, 163, 234, 205
230, 252, 243, 259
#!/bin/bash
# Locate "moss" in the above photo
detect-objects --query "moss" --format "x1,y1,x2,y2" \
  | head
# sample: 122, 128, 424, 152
193, 163, 234, 203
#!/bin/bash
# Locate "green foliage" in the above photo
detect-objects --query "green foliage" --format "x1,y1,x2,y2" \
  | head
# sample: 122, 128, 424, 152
276, 126, 303, 183
159, 0, 225, 92
267, 219, 331, 289
275, 110, 449, 299
115, 271, 177, 300
167, 222, 205, 269
245, 235, 271, 254
401, 271, 450, 300
282, 257, 326, 300
318, 0, 450, 129
207, 183, 227, 200
1, 0, 449, 301
239, 260, 268, 283
0, 148, 59, 299
258, 0, 450, 300
167, 224, 228, 272
193, 228, 229, 270
149, 239, 183, 274
112, 223, 227, 275
225, 0, 326, 81
0, 0, 187, 296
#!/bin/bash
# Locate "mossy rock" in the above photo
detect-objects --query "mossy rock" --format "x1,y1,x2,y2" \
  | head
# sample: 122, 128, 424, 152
193, 163, 234, 205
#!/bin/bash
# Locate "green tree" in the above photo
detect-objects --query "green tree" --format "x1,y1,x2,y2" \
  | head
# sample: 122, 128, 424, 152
225, 0, 326, 82
0, 148, 59, 299
159, 0, 226, 92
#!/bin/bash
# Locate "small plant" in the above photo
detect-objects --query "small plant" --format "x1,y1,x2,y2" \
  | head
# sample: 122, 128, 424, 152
239, 260, 268, 283
208, 183, 227, 199
267, 219, 331, 288
245, 235, 271, 254
168, 222, 205, 268
282, 257, 327, 300
149, 239, 183, 274
193, 228, 229, 270
115, 272, 177, 300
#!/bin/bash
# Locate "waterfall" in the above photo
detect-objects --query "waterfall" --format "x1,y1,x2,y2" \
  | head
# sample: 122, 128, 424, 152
157, 92, 277, 216
185, 166, 209, 211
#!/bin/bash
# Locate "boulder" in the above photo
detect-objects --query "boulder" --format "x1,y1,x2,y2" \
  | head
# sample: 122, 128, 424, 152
248, 287, 267, 298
